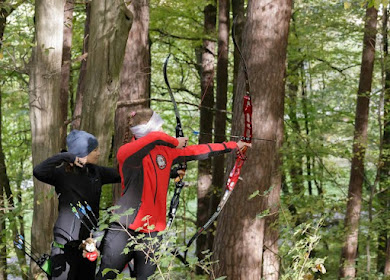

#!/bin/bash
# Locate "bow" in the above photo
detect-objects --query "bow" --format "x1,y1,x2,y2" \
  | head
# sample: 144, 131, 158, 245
164, 54, 187, 230
14, 234, 52, 276
175, 17, 252, 265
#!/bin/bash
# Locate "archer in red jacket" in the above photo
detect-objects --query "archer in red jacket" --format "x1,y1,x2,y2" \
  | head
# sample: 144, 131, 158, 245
96, 109, 250, 280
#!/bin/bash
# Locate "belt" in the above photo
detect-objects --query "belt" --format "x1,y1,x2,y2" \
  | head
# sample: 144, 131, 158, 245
52, 241, 65, 249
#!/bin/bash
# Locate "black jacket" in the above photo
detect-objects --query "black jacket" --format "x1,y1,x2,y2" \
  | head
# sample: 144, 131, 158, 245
33, 152, 121, 242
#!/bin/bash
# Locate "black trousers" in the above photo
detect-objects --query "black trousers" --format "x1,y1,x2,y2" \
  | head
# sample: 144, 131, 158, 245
50, 234, 96, 280
96, 224, 161, 280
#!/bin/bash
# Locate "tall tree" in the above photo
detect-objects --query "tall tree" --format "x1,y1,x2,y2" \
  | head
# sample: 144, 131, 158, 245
213, 0, 291, 279
28, 0, 66, 277
79, 0, 133, 164
59, 0, 74, 149
196, 2, 216, 272
339, 5, 378, 279
209, 0, 230, 251
232, 0, 245, 101
113, 0, 150, 203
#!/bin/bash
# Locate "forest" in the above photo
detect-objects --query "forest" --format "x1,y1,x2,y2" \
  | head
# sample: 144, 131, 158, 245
1, 0, 390, 279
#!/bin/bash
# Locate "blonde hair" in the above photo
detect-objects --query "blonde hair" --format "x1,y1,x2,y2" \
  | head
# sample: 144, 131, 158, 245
123, 108, 154, 144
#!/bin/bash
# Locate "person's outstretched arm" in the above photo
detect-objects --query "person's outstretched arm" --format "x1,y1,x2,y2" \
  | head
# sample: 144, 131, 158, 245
171, 141, 239, 165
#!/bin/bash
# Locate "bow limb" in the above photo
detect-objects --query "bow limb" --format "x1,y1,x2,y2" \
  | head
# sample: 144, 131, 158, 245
177, 18, 253, 261
163, 54, 184, 138
164, 54, 187, 229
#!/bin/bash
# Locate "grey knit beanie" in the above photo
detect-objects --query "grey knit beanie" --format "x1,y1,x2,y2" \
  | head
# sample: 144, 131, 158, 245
66, 130, 98, 157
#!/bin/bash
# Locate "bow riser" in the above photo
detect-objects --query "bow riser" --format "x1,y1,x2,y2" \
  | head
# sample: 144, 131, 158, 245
227, 156, 245, 191
175, 116, 184, 138
242, 95, 253, 143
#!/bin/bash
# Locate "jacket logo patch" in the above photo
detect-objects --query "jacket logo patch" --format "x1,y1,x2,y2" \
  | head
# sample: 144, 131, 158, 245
156, 155, 167, 170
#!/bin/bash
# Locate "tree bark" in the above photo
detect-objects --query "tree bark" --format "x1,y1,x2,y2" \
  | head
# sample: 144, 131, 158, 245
59, 0, 74, 149
385, 238, 390, 275
232, 0, 245, 106
113, 0, 150, 203
28, 0, 66, 277
196, 3, 216, 274
262, 117, 283, 280
213, 1, 291, 279
209, 0, 230, 251
79, 0, 133, 164
72, 2, 90, 130
339, 6, 378, 279
0, 0, 8, 41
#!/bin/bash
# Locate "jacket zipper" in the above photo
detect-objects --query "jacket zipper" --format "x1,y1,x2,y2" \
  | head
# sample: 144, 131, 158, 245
149, 154, 158, 204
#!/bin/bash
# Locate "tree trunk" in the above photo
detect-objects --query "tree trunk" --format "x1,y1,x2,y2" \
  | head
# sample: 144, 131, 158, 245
59, 0, 74, 149
113, 0, 150, 203
196, 3, 216, 274
262, 117, 283, 280
232, 0, 245, 105
28, 0, 66, 277
0, 0, 8, 40
72, 2, 90, 130
213, 0, 291, 279
209, 0, 230, 251
339, 6, 378, 279
79, 0, 133, 164
385, 238, 390, 275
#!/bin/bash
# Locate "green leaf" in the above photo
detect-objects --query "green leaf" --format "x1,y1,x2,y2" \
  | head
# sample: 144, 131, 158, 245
121, 208, 135, 217
102, 268, 119, 277
122, 247, 130, 255
344, 2, 351, 9
256, 209, 270, 219
107, 205, 121, 212
248, 190, 260, 200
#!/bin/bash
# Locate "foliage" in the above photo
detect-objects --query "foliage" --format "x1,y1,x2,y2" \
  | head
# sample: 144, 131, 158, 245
98, 207, 217, 279
0, 0, 34, 278
280, 220, 326, 280
1, 0, 390, 278
282, 0, 389, 278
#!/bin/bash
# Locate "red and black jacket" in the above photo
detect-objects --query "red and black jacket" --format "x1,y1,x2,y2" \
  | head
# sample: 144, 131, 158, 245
115, 131, 238, 232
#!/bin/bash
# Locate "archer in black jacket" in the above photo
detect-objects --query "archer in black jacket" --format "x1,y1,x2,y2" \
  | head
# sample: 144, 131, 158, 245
33, 130, 120, 280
